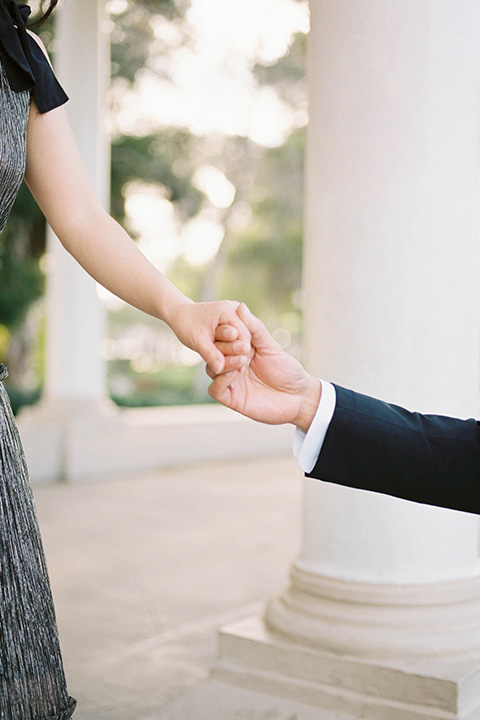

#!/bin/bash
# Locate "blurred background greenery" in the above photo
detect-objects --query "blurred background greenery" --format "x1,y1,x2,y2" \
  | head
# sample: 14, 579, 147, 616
0, 0, 307, 411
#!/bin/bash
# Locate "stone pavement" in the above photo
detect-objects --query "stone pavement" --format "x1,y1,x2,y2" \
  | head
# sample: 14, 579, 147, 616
34, 454, 303, 720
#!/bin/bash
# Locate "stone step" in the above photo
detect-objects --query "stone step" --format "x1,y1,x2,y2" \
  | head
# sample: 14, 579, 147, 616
212, 614, 480, 720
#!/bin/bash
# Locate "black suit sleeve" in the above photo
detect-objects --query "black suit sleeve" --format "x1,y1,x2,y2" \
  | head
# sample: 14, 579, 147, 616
307, 385, 480, 514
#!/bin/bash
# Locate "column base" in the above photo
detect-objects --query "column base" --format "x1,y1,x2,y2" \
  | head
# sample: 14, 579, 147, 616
158, 613, 480, 720
266, 565, 480, 660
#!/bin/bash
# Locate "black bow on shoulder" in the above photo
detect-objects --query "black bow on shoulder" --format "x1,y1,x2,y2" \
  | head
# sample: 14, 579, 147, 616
0, 1, 35, 91
0, 0, 68, 112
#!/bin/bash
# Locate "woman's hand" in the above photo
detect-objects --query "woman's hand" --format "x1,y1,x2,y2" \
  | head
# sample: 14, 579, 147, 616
167, 299, 252, 374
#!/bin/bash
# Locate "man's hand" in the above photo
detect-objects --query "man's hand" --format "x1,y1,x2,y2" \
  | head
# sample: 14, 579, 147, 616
208, 304, 321, 432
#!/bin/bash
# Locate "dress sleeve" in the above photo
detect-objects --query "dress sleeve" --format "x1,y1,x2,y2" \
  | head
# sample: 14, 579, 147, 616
0, 1, 68, 113
25, 31, 68, 113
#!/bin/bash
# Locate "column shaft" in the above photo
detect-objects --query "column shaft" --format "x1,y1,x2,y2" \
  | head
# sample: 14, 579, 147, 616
44, 0, 110, 401
300, 0, 480, 587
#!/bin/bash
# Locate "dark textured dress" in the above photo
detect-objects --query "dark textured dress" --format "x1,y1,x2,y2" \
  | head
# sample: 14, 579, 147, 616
0, 2, 75, 718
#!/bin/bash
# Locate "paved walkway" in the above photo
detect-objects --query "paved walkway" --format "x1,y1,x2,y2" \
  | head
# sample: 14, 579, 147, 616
34, 454, 303, 720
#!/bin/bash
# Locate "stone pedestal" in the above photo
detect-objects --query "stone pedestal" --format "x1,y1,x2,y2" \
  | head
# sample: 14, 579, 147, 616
214, 614, 480, 720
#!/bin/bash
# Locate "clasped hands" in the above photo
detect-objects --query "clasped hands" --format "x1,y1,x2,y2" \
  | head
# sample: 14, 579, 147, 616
207, 303, 322, 433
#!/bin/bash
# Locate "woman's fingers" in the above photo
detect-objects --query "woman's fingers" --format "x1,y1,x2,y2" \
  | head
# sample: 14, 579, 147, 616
215, 339, 250, 356
199, 343, 225, 374
217, 304, 251, 344
215, 324, 238, 342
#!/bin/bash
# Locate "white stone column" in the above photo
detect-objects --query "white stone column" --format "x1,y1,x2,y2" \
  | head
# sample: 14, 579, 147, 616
44, 0, 110, 406
266, 0, 480, 666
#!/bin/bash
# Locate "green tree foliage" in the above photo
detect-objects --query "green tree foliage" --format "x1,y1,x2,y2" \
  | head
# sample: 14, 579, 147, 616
254, 31, 307, 108
236, 30, 306, 321
110, 0, 189, 84
0, 227, 44, 330
0, 186, 46, 389
111, 129, 204, 228
221, 127, 304, 322
169, 30, 307, 329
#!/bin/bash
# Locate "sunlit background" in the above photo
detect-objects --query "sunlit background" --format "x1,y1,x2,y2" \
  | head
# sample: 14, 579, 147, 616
0, 0, 309, 410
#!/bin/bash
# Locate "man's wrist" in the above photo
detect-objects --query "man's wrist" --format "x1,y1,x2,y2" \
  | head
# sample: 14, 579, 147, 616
293, 380, 336, 473
294, 377, 322, 433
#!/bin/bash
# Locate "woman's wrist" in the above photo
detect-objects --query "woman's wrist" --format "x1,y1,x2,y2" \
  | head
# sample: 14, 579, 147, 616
152, 277, 194, 328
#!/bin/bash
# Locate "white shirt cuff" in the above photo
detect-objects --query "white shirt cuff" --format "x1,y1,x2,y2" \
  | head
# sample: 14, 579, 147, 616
293, 381, 337, 473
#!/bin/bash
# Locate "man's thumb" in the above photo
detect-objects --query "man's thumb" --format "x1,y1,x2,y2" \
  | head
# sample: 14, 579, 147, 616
236, 304, 273, 350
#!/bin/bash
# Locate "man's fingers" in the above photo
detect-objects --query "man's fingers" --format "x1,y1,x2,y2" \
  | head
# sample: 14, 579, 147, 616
236, 303, 277, 351
208, 370, 239, 402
